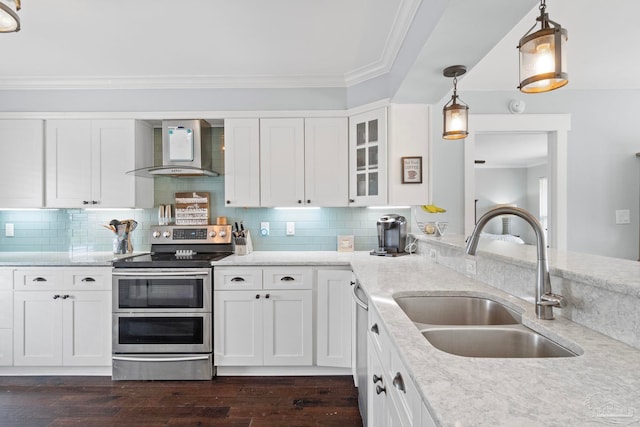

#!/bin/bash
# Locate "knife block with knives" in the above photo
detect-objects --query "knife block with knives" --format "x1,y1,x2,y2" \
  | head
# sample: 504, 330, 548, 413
233, 222, 253, 255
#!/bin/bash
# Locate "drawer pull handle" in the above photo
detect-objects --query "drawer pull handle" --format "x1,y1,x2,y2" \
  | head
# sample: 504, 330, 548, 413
280, 276, 295, 281
33, 277, 47, 282
372, 374, 383, 384
53, 294, 61, 299
393, 372, 406, 393
230, 277, 246, 282
375, 385, 386, 395
371, 323, 379, 335
81, 277, 96, 282
62, 294, 70, 300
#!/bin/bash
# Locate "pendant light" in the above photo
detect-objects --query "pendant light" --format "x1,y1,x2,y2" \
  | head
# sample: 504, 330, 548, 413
442, 65, 468, 140
0, 0, 20, 33
517, 0, 567, 93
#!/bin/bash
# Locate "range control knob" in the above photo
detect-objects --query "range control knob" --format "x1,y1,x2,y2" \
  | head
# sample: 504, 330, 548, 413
219, 230, 227, 238
209, 231, 217, 238
162, 231, 171, 238
152, 230, 161, 238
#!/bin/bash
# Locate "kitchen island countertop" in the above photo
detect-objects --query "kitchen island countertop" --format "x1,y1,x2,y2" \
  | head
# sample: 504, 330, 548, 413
218, 250, 640, 426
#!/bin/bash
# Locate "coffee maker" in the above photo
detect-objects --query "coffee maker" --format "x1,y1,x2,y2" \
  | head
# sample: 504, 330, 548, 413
370, 214, 407, 257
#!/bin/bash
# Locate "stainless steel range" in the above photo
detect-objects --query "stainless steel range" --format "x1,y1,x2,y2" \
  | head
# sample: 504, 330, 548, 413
111, 224, 232, 380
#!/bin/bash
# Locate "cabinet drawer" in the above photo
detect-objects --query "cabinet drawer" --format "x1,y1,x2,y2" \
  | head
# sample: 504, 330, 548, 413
388, 348, 421, 426
368, 304, 391, 367
0, 269, 13, 290
64, 268, 111, 290
14, 269, 64, 290
262, 267, 312, 290
214, 268, 263, 290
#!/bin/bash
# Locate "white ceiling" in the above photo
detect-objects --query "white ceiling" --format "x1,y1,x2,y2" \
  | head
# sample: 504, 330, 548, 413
0, 0, 634, 97
463, 0, 640, 91
0, 0, 419, 90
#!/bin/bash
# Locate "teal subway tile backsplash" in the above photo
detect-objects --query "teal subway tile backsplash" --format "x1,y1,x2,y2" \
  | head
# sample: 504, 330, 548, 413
0, 176, 411, 252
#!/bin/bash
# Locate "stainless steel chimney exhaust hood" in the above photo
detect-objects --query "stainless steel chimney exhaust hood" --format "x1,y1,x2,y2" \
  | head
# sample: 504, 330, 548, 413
128, 119, 220, 177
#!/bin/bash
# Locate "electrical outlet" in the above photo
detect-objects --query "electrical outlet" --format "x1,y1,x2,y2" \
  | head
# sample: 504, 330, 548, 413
260, 222, 270, 236
465, 259, 476, 276
5, 223, 14, 237
286, 222, 295, 236
429, 248, 437, 261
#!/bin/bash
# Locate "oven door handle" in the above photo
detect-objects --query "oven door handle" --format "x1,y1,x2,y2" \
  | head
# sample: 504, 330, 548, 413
112, 271, 211, 277
112, 355, 210, 362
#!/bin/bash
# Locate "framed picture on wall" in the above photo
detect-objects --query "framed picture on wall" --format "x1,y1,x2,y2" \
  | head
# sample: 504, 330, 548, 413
401, 156, 422, 184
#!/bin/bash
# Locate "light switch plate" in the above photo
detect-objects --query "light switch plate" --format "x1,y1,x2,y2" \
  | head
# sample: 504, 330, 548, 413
5, 223, 14, 237
615, 209, 631, 224
286, 222, 295, 236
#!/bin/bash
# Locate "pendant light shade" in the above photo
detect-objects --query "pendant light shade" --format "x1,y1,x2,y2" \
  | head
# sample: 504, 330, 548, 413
442, 65, 468, 140
518, 0, 567, 93
0, 0, 20, 33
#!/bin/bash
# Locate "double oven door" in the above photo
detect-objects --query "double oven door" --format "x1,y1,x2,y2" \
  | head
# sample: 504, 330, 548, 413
112, 269, 212, 353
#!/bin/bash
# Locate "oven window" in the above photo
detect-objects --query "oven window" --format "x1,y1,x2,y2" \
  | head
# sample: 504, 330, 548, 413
118, 317, 204, 345
118, 279, 204, 308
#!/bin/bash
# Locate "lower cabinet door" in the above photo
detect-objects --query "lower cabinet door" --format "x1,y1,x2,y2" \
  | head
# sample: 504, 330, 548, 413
214, 290, 264, 366
316, 269, 353, 368
263, 290, 313, 366
62, 291, 111, 366
14, 292, 64, 366
0, 329, 13, 366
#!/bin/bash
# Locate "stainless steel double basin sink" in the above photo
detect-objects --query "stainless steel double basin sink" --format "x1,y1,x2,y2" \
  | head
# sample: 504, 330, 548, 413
394, 295, 577, 358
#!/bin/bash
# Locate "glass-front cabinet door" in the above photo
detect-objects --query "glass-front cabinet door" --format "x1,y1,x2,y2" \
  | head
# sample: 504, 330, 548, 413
349, 108, 387, 206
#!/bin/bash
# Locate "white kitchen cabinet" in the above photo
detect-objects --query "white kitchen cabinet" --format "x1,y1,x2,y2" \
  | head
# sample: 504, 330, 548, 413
349, 108, 388, 206
304, 118, 349, 207
0, 120, 44, 208
259, 118, 305, 207
368, 302, 422, 427
316, 269, 353, 368
214, 267, 313, 366
13, 267, 112, 367
0, 268, 14, 366
45, 119, 153, 208
257, 117, 349, 207
224, 118, 261, 207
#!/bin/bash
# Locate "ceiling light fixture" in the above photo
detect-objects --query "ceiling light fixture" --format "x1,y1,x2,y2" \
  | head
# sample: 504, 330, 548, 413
517, 0, 568, 93
0, 0, 20, 32
442, 65, 469, 140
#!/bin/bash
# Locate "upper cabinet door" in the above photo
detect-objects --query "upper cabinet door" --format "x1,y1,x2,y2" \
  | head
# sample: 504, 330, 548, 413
45, 120, 93, 207
224, 118, 260, 207
0, 120, 44, 208
349, 108, 388, 206
91, 120, 137, 208
260, 118, 305, 207
46, 119, 153, 208
304, 118, 349, 207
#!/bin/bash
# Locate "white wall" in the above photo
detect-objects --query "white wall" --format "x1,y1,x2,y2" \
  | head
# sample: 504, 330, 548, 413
430, 89, 640, 260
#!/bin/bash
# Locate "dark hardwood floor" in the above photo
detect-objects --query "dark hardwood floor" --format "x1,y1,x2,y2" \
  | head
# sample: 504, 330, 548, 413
0, 375, 362, 427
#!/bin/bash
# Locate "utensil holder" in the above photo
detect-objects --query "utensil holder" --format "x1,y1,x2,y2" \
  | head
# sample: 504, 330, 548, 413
234, 230, 253, 256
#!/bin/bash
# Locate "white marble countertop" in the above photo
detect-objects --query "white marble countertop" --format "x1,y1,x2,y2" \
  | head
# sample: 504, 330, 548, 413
348, 251, 640, 427
213, 251, 353, 266
0, 251, 144, 266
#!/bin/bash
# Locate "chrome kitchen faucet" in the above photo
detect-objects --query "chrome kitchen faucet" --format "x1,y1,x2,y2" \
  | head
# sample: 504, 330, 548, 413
465, 206, 566, 320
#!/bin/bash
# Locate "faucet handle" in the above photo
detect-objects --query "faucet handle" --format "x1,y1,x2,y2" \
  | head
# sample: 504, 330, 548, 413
539, 292, 567, 308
